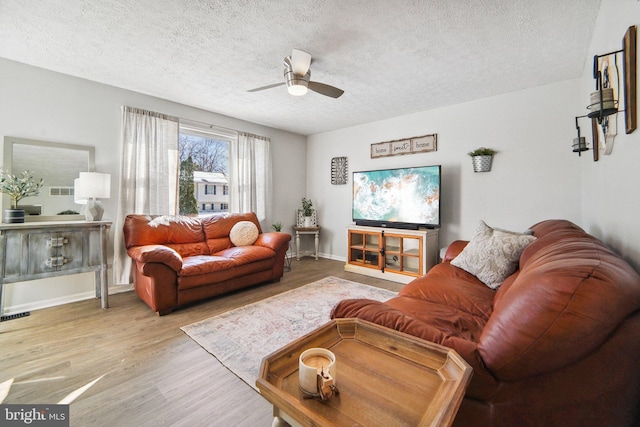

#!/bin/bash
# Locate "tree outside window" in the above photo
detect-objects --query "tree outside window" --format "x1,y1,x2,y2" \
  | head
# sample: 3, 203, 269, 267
178, 132, 229, 216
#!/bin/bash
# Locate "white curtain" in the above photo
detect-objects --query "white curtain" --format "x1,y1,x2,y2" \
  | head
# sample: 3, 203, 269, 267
112, 106, 179, 285
229, 132, 272, 223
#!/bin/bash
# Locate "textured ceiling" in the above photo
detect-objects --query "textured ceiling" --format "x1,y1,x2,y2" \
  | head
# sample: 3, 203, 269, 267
0, 0, 602, 136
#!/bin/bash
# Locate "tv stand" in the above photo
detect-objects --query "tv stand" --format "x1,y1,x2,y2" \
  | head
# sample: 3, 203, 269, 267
345, 225, 439, 284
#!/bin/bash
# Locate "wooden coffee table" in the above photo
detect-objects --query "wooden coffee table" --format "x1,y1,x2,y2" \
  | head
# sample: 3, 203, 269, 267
257, 318, 472, 427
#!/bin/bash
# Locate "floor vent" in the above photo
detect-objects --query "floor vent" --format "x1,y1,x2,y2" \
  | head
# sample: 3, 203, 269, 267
0, 311, 31, 322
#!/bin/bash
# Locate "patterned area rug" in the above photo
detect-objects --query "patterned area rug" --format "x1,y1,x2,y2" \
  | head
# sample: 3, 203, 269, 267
180, 276, 396, 390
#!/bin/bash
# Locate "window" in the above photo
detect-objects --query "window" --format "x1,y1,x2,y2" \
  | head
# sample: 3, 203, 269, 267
178, 127, 230, 216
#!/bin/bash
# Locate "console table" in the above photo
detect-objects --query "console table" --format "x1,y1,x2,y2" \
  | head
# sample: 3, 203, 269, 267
0, 220, 111, 316
345, 225, 439, 284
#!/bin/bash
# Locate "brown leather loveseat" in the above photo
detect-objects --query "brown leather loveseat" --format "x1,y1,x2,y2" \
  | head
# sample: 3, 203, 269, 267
124, 212, 291, 315
332, 220, 640, 427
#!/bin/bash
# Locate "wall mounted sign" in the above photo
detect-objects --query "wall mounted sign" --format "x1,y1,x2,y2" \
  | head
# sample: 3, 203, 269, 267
371, 134, 437, 158
331, 156, 348, 185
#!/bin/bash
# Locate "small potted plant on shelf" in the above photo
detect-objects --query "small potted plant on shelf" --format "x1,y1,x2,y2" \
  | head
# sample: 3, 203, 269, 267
0, 169, 45, 223
467, 147, 497, 173
271, 221, 283, 232
301, 197, 314, 227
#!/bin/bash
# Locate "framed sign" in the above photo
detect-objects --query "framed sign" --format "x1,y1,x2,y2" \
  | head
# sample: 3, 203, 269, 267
371, 134, 437, 158
370, 142, 391, 158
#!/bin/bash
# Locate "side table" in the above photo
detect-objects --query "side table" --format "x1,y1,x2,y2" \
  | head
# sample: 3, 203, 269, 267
292, 226, 320, 260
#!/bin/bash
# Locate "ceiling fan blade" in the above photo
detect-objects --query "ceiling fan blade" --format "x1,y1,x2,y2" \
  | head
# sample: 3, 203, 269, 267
291, 48, 311, 75
308, 81, 344, 98
247, 82, 285, 92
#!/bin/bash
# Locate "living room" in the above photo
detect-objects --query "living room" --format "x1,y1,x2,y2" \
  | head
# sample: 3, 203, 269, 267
1, 0, 639, 426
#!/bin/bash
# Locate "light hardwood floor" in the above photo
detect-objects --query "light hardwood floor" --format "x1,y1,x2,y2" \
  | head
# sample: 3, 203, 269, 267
0, 258, 401, 427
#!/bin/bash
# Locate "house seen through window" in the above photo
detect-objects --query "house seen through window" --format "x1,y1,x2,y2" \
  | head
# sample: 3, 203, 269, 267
178, 129, 230, 216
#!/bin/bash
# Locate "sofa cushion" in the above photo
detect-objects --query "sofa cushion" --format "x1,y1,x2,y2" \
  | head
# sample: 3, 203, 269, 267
400, 263, 495, 320
215, 246, 276, 266
229, 221, 259, 246
178, 255, 235, 277
451, 220, 536, 289
177, 258, 275, 290
124, 215, 207, 255
202, 212, 262, 240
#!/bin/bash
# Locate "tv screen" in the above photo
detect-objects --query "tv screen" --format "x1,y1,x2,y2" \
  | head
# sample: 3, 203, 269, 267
352, 165, 441, 229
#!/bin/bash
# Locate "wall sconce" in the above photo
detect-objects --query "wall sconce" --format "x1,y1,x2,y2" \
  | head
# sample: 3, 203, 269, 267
587, 26, 636, 130
573, 115, 590, 155
576, 26, 637, 159
587, 50, 622, 123
74, 172, 111, 221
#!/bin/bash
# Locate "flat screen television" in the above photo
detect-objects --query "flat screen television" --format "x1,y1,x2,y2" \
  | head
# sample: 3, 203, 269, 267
352, 165, 441, 229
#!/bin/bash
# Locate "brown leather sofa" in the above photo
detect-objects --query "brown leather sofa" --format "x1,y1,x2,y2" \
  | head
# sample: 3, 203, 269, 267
331, 220, 640, 427
123, 212, 291, 315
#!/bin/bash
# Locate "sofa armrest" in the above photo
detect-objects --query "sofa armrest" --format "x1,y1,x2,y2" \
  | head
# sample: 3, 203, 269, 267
127, 245, 183, 272
254, 232, 292, 251
442, 240, 469, 263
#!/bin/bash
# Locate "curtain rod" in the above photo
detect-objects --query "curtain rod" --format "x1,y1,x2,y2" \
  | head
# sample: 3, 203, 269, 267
179, 117, 239, 134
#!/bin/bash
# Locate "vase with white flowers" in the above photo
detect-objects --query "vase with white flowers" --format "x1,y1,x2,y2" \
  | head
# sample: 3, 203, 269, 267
0, 170, 45, 223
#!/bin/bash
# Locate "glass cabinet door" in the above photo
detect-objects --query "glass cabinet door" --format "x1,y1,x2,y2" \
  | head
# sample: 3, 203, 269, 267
383, 233, 422, 276
348, 231, 381, 269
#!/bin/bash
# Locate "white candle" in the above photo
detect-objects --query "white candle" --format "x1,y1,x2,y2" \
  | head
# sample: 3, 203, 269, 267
299, 348, 336, 395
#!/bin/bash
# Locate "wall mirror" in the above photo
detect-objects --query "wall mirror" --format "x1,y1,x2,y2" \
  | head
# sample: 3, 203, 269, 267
3, 136, 95, 221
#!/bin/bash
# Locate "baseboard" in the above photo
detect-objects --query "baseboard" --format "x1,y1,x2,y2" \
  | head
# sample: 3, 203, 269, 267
319, 252, 346, 262
3, 291, 96, 315
110, 283, 134, 294
2, 284, 133, 315
292, 252, 346, 262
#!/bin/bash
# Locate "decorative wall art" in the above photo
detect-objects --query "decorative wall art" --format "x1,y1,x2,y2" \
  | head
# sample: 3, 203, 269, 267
370, 134, 437, 159
623, 25, 637, 134
331, 156, 348, 185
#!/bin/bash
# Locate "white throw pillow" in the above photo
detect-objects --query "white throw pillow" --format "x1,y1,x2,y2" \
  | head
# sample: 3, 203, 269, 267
229, 221, 259, 246
451, 220, 536, 289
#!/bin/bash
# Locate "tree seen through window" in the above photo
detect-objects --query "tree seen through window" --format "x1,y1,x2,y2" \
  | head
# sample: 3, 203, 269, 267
178, 132, 229, 216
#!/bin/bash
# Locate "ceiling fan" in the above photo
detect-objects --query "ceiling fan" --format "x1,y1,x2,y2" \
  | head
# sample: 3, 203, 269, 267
248, 49, 344, 98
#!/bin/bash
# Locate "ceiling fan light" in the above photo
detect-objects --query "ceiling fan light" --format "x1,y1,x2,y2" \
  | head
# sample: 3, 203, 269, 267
287, 84, 308, 96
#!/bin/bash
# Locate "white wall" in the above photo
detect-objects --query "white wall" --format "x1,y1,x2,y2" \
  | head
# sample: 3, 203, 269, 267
0, 58, 306, 313
580, 0, 640, 272
307, 79, 584, 260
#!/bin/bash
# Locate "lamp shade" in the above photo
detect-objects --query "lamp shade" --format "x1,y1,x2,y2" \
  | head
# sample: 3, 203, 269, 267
74, 172, 111, 200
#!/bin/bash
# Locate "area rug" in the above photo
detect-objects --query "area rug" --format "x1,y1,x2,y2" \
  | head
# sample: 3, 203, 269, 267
180, 276, 396, 390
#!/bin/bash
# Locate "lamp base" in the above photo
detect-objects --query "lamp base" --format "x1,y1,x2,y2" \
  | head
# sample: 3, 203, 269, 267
84, 199, 105, 221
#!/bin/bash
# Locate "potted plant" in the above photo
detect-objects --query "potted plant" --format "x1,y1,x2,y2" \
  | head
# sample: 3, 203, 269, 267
467, 147, 497, 173
0, 170, 45, 223
271, 221, 283, 232
301, 197, 314, 227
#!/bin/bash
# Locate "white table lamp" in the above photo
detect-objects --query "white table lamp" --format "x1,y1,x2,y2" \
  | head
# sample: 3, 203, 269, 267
74, 172, 111, 221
